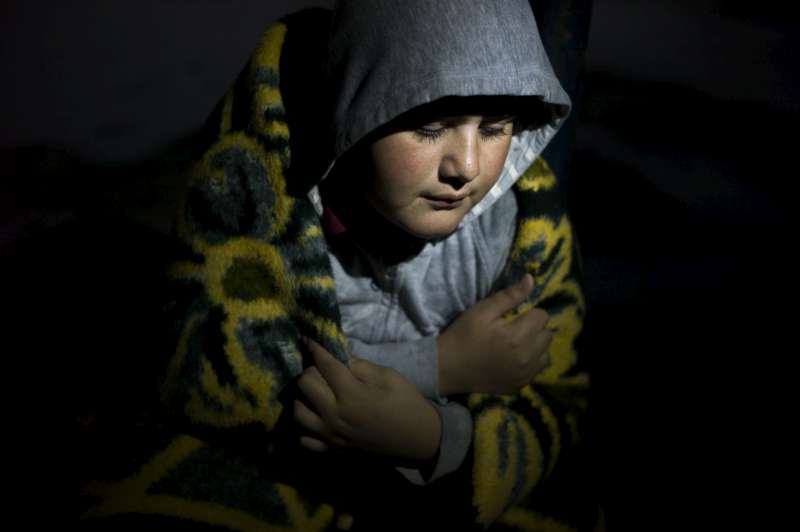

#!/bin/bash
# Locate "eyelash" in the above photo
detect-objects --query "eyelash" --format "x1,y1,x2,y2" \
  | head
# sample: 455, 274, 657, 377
413, 123, 512, 143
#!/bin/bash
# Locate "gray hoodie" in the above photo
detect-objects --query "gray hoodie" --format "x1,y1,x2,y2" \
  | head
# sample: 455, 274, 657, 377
310, 0, 571, 484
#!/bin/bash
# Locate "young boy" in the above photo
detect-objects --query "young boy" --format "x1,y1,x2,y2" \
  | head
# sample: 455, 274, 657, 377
82, 1, 590, 530
290, 0, 570, 487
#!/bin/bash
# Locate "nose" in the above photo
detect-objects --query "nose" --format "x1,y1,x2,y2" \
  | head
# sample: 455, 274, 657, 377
440, 126, 480, 182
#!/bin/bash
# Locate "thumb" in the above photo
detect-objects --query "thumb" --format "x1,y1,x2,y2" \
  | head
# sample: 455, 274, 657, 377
481, 274, 534, 319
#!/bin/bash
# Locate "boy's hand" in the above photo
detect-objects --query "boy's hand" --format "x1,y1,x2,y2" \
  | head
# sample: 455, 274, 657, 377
293, 338, 442, 464
437, 274, 552, 396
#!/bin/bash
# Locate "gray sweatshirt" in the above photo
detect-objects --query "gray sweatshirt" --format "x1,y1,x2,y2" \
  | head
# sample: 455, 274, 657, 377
309, 0, 571, 484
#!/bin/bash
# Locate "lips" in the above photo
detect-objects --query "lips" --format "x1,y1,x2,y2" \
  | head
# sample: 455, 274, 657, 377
423, 192, 468, 202
422, 193, 468, 209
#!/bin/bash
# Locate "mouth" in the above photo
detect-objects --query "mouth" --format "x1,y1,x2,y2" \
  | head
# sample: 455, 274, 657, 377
422, 193, 468, 209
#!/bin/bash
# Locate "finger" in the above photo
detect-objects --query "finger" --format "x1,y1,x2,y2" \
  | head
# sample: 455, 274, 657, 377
294, 399, 351, 448
299, 435, 329, 452
509, 306, 549, 339
297, 366, 337, 418
293, 398, 328, 436
300, 434, 351, 452
529, 350, 552, 385
349, 356, 388, 383
515, 326, 553, 375
482, 274, 534, 319
531, 328, 554, 356
303, 337, 356, 399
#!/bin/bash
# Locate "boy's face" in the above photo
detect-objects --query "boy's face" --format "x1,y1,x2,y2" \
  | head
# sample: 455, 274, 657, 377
366, 114, 514, 239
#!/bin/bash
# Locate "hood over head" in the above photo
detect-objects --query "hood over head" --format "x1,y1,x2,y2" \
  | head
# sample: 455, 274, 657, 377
310, 0, 571, 225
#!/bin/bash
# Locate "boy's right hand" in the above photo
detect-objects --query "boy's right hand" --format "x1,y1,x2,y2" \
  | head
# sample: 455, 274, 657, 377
437, 274, 552, 396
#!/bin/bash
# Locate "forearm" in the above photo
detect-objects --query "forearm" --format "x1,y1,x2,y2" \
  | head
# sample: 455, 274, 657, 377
436, 333, 462, 397
339, 338, 473, 480
348, 335, 470, 400
348, 336, 443, 400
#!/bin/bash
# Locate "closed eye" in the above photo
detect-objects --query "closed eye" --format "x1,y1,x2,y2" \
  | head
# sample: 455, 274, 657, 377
413, 124, 447, 142
479, 116, 515, 141
412, 115, 516, 143
479, 125, 511, 139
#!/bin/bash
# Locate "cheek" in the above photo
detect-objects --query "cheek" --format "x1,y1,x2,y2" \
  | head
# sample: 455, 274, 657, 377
482, 139, 513, 184
370, 138, 436, 200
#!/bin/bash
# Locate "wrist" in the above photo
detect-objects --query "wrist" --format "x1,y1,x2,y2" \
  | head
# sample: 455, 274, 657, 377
424, 401, 442, 461
396, 400, 442, 466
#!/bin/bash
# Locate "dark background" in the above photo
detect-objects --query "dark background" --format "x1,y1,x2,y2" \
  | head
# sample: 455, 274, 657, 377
2, 0, 793, 529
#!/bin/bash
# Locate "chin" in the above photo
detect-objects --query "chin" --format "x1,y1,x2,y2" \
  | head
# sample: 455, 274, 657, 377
403, 214, 463, 240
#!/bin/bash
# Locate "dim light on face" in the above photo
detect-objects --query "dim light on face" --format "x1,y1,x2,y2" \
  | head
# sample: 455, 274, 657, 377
366, 114, 514, 239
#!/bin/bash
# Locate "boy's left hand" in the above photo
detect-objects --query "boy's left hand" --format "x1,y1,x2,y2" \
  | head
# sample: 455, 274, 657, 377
294, 338, 442, 464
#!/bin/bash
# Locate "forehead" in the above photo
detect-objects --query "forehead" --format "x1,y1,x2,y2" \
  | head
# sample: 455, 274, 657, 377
397, 96, 521, 124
